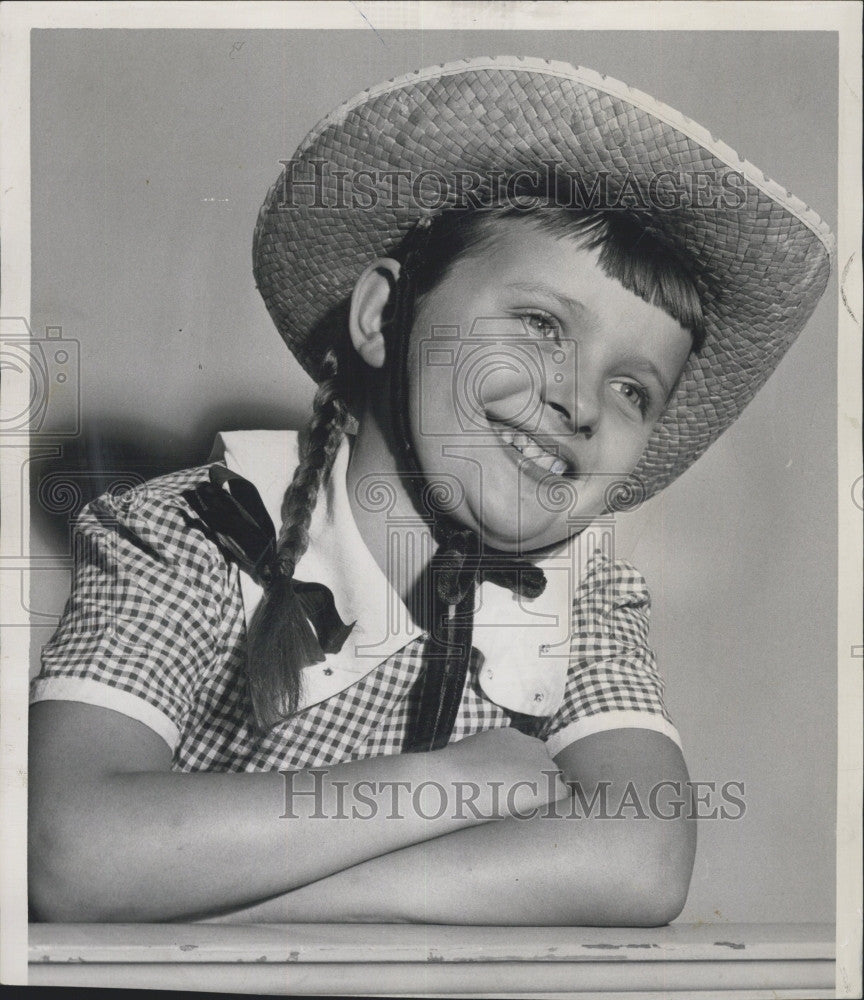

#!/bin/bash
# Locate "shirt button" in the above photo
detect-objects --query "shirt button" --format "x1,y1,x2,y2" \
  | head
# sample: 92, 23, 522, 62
485, 669, 494, 679
539, 644, 550, 654
323, 667, 333, 676
534, 692, 544, 702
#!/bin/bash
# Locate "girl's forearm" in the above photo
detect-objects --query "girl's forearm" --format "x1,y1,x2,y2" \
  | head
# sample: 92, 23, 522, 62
208, 733, 697, 927
29, 705, 559, 922
33, 757, 487, 922
208, 801, 694, 927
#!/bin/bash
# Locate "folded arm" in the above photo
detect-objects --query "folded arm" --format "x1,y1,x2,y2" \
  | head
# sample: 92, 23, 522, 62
28, 701, 561, 922
207, 728, 696, 926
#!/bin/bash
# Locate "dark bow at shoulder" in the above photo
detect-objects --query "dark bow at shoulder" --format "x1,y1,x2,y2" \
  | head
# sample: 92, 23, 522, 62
182, 465, 354, 658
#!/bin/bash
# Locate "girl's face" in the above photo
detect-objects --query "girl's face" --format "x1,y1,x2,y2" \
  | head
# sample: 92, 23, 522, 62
405, 220, 693, 552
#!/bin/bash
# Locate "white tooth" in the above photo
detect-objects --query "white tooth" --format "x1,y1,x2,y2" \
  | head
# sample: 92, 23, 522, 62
550, 459, 567, 476
515, 432, 530, 450
501, 429, 514, 446
531, 452, 556, 471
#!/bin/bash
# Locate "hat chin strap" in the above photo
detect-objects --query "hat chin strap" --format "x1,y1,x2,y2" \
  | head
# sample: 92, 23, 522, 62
387, 248, 547, 752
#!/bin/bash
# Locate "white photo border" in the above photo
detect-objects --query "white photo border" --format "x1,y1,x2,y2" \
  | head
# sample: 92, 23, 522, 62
1, 2, 861, 994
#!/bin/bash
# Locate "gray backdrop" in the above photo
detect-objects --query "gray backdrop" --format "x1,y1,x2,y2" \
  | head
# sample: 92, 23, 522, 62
29, 29, 838, 925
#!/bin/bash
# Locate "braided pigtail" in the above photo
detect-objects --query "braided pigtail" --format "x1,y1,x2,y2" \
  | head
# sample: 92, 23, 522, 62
245, 349, 351, 731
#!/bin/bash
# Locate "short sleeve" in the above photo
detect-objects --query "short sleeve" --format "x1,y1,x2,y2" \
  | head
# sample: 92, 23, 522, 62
543, 557, 681, 757
30, 467, 235, 751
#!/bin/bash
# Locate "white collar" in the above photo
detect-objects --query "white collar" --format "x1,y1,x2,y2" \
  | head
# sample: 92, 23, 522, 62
209, 430, 593, 717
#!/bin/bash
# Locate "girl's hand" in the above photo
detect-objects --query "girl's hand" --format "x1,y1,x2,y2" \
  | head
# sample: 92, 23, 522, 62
437, 727, 569, 820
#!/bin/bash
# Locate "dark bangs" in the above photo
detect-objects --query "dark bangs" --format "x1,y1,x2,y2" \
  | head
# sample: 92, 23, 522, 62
405, 205, 706, 353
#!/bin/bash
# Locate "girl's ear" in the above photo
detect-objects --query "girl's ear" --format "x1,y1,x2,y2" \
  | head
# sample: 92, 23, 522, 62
349, 258, 401, 369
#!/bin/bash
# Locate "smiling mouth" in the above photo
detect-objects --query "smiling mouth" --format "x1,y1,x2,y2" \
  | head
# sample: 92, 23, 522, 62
492, 423, 576, 478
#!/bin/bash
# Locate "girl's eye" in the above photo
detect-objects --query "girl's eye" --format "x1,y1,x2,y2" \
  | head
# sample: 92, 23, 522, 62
520, 311, 561, 342
611, 380, 650, 416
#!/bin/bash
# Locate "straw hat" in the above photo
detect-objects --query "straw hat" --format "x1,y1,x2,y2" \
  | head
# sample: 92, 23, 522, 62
253, 57, 834, 501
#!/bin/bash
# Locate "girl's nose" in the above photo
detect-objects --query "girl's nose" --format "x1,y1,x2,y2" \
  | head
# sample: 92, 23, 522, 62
543, 359, 600, 437
573, 382, 601, 437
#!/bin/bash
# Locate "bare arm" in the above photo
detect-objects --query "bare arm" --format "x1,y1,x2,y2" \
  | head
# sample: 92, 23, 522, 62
28, 701, 562, 922
207, 729, 696, 926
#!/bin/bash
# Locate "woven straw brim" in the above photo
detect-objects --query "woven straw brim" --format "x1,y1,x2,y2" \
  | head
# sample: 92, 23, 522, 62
253, 57, 834, 501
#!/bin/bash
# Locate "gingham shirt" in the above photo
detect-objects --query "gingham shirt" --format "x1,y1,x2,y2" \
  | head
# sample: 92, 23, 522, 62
31, 431, 680, 772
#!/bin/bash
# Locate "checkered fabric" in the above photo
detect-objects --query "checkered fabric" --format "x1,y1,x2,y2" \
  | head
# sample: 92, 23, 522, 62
32, 465, 677, 772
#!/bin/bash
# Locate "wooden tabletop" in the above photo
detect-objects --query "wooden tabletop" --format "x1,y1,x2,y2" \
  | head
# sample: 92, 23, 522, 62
28, 921, 836, 997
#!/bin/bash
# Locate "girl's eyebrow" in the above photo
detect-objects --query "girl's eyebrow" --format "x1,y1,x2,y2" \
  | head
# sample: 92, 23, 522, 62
507, 281, 592, 319
622, 357, 674, 401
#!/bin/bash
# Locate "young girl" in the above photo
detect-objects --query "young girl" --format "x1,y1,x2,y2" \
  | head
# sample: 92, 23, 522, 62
28, 57, 833, 925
